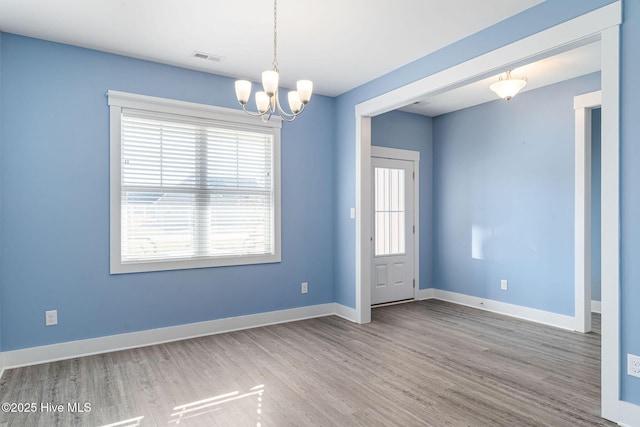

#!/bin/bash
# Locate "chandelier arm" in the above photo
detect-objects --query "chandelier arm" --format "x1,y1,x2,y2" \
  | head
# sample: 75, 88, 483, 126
240, 103, 274, 118
278, 114, 298, 123
259, 107, 274, 122
275, 95, 295, 118
272, 105, 296, 122
273, 91, 302, 119
275, 102, 300, 122
286, 101, 306, 117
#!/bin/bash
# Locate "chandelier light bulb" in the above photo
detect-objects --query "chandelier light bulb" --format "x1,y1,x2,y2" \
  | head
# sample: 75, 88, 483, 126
255, 91, 270, 114
235, 80, 252, 105
288, 91, 302, 114
262, 70, 279, 97
297, 80, 313, 104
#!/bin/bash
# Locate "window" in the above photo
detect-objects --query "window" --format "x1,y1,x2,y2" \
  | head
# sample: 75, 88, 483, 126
374, 167, 405, 256
109, 91, 281, 274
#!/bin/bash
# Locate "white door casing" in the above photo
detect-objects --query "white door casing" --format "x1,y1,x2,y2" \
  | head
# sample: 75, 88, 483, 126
574, 90, 602, 334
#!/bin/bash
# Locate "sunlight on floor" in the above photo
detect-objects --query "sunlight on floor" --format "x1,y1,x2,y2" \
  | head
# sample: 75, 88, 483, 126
169, 384, 265, 425
100, 415, 144, 427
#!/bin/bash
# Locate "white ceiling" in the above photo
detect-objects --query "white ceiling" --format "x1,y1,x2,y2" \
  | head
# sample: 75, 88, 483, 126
0, 0, 543, 97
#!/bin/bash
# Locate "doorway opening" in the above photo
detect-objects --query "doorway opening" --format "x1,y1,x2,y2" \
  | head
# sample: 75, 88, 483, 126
354, 3, 620, 422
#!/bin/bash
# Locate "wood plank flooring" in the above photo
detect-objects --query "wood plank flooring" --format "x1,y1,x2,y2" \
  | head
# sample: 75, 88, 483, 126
0, 300, 613, 426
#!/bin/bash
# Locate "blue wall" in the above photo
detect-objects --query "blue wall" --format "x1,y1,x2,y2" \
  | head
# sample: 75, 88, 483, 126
0, 34, 335, 351
591, 108, 602, 302
432, 74, 600, 316
332, 94, 356, 307
371, 111, 433, 290
620, 0, 640, 405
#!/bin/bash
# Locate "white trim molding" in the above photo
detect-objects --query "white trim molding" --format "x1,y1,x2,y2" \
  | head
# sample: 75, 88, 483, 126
106, 90, 282, 129
108, 91, 282, 274
1, 304, 335, 370
355, 116, 372, 324
420, 290, 602, 329
619, 401, 640, 427
574, 91, 603, 110
416, 288, 435, 300
355, 3, 620, 118
333, 303, 359, 323
574, 90, 602, 333
371, 146, 420, 162
0, 294, 577, 369
600, 23, 621, 422
429, 290, 576, 331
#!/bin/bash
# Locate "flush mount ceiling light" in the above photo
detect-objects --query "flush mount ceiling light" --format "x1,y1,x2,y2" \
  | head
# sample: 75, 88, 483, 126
490, 70, 527, 101
234, 0, 313, 123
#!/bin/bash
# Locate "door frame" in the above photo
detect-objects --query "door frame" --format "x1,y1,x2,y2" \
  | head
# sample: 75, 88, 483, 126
371, 146, 420, 303
574, 90, 602, 334
353, 2, 620, 421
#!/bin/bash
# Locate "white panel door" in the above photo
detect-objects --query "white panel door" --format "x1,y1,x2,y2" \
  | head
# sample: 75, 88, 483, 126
371, 157, 414, 305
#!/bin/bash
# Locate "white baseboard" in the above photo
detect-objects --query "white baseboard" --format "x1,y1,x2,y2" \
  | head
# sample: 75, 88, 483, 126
1, 303, 336, 371
428, 289, 576, 331
416, 288, 435, 300
591, 299, 602, 314
619, 400, 640, 427
0, 294, 635, 427
0, 291, 586, 372
333, 303, 358, 323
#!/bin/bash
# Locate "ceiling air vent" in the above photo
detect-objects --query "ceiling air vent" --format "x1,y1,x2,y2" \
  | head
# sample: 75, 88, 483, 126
192, 51, 225, 63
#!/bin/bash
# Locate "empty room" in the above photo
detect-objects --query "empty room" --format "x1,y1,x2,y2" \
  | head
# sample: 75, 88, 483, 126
0, 1, 638, 426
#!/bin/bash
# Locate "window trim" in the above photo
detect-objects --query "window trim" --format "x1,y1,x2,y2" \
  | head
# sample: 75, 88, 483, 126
108, 90, 282, 274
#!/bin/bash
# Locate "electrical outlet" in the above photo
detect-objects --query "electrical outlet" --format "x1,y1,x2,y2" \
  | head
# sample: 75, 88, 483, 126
500, 279, 508, 291
628, 354, 640, 378
301, 282, 308, 294
45, 310, 58, 326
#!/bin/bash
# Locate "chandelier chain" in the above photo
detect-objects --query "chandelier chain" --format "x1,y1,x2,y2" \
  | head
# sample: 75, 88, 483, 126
272, 0, 279, 72
234, 0, 311, 122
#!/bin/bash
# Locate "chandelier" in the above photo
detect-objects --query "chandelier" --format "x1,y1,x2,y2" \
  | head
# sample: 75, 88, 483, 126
234, 0, 313, 122
489, 70, 527, 101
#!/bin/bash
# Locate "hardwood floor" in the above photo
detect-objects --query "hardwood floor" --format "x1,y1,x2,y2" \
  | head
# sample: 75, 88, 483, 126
0, 300, 612, 426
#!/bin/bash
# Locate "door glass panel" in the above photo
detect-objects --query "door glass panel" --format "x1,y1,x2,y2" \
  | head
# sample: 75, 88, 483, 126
374, 167, 405, 256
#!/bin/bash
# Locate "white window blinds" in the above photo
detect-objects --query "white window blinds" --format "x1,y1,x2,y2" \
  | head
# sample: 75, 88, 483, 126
109, 91, 281, 273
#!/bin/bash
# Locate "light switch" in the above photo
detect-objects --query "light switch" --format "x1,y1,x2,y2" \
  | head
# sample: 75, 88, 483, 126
350, 208, 355, 219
